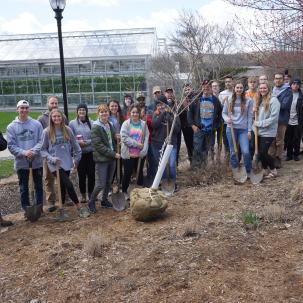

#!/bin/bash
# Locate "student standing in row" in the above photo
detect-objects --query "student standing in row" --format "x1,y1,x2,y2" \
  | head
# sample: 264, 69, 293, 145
120, 104, 149, 199
41, 109, 89, 217
222, 82, 253, 176
69, 104, 95, 203
7, 100, 43, 216
38, 96, 68, 212
254, 82, 280, 178
88, 104, 120, 213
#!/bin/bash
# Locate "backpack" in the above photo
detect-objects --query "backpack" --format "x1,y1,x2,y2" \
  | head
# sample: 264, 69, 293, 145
0, 132, 7, 151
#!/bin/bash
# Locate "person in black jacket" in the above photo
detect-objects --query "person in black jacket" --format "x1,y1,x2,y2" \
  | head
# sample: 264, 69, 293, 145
0, 132, 13, 227
285, 79, 303, 161
269, 73, 293, 168
188, 80, 222, 168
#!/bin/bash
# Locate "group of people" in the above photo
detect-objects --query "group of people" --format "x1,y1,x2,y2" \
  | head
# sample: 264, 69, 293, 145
0, 71, 302, 225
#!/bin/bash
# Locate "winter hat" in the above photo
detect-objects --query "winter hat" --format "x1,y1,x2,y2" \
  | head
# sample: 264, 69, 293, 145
291, 79, 301, 86
77, 103, 88, 113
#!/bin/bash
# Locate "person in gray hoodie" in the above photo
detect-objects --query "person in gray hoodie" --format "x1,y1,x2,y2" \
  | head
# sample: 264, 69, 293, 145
38, 96, 68, 212
6, 100, 43, 213
69, 103, 95, 203
254, 82, 280, 178
41, 109, 90, 218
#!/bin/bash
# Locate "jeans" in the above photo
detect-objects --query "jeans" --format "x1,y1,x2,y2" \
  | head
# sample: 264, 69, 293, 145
17, 167, 43, 211
226, 127, 252, 173
285, 124, 301, 157
192, 129, 213, 167
177, 127, 193, 164
77, 152, 95, 197
147, 144, 157, 180
52, 169, 79, 204
258, 136, 275, 170
151, 143, 177, 181
89, 161, 116, 208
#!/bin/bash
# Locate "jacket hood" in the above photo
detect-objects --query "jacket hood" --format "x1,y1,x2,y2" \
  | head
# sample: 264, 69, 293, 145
12, 116, 33, 124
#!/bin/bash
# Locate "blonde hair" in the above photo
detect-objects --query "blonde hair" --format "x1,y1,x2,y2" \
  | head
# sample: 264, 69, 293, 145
97, 104, 109, 114
256, 82, 272, 112
48, 109, 70, 144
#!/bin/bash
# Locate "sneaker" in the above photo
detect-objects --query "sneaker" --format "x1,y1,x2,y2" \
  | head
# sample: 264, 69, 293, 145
265, 168, 277, 179
101, 200, 113, 209
285, 156, 293, 161
81, 193, 87, 203
88, 203, 97, 214
48, 205, 57, 213
78, 207, 91, 218
294, 155, 300, 161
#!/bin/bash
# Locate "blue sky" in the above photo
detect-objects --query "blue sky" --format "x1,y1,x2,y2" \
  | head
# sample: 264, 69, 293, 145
0, 0, 252, 37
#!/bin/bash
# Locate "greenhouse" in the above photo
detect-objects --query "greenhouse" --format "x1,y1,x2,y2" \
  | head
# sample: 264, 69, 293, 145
0, 28, 159, 107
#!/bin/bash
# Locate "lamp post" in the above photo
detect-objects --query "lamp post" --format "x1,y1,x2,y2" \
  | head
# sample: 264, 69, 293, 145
49, 0, 68, 120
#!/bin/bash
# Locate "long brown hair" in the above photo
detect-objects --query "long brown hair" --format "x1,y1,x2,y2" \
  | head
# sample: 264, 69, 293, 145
256, 82, 272, 112
48, 109, 70, 144
230, 81, 246, 114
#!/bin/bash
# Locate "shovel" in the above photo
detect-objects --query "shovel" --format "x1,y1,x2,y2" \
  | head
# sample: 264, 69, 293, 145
227, 102, 247, 183
111, 140, 126, 211
25, 159, 43, 222
250, 111, 264, 184
54, 166, 71, 222
161, 121, 175, 196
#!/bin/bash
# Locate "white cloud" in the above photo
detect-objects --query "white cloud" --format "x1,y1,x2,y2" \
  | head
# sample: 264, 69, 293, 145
68, 0, 119, 6
0, 12, 43, 34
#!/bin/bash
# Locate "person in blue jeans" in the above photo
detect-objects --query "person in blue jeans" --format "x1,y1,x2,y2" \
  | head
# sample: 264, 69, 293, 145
188, 79, 222, 168
222, 81, 253, 175
151, 100, 181, 187
6, 100, 43, 215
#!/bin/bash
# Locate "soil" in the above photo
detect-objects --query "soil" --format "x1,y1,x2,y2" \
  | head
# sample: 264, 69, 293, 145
1, 156, 303, 302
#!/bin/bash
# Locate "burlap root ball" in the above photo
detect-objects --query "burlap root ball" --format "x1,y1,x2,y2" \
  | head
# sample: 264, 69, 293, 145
130, 188, 168, 221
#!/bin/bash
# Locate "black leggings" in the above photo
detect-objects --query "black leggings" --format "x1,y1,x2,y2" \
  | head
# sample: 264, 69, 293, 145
258, 136, 275, 170
285, 124, 301, 157
77, 152, 95, 196
53, 169, 79, 204
122, 157, 145, 193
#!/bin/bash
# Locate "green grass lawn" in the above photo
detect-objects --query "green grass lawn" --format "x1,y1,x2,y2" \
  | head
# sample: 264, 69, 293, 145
0, 112, 97, 133
0, 159, 14, 179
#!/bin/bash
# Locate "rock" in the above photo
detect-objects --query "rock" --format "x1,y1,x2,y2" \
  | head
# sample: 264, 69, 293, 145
29, 299, 40, 303
130, 188, 168, 221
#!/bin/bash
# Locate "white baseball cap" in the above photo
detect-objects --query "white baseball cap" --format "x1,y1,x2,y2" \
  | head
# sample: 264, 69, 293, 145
16, 100, 29, 108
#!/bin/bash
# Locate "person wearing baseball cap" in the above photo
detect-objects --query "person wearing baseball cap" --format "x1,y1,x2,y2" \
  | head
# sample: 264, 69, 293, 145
6, 100, 44, 218
188, 80, 222, 168
285, 79, 303, 161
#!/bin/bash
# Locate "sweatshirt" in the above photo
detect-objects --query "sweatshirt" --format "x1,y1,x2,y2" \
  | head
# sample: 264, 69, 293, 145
222, 97, 253, 131
69, 119, 93, 154
41, 127, 81, 173
6, 117, 43, 170
272, 84, 292, 125
120, 119, 149, 159
254, 97, 280, 137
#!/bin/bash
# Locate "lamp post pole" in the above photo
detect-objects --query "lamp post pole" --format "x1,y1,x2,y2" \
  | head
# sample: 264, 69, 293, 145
50, 0, 68, 120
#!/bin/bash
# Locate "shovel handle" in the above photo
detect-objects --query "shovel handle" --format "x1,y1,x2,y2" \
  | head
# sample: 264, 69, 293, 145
56, 166, 63, 209
254, 111, 259, 154
28, 159, 34, 202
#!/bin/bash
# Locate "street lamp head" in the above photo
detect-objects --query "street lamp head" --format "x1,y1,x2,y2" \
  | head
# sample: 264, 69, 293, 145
49, 0, 66, 11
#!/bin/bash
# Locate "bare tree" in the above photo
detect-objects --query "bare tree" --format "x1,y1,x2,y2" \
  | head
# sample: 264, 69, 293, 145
225, 0, 303, 70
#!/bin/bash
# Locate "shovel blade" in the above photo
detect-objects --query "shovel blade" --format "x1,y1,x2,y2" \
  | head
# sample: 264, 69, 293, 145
250, 169, 264, 185
161, 179, 175, 196
25, 204, 43, 222
232, 165, 247, 184
111, 192, 126, 211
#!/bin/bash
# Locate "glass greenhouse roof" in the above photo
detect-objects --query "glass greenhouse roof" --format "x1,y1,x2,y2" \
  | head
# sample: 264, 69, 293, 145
0, 28, 158, 63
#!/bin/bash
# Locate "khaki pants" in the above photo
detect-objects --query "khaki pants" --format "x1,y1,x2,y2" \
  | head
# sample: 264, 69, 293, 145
268, 124, 287, 159
43, 160, 56, 205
